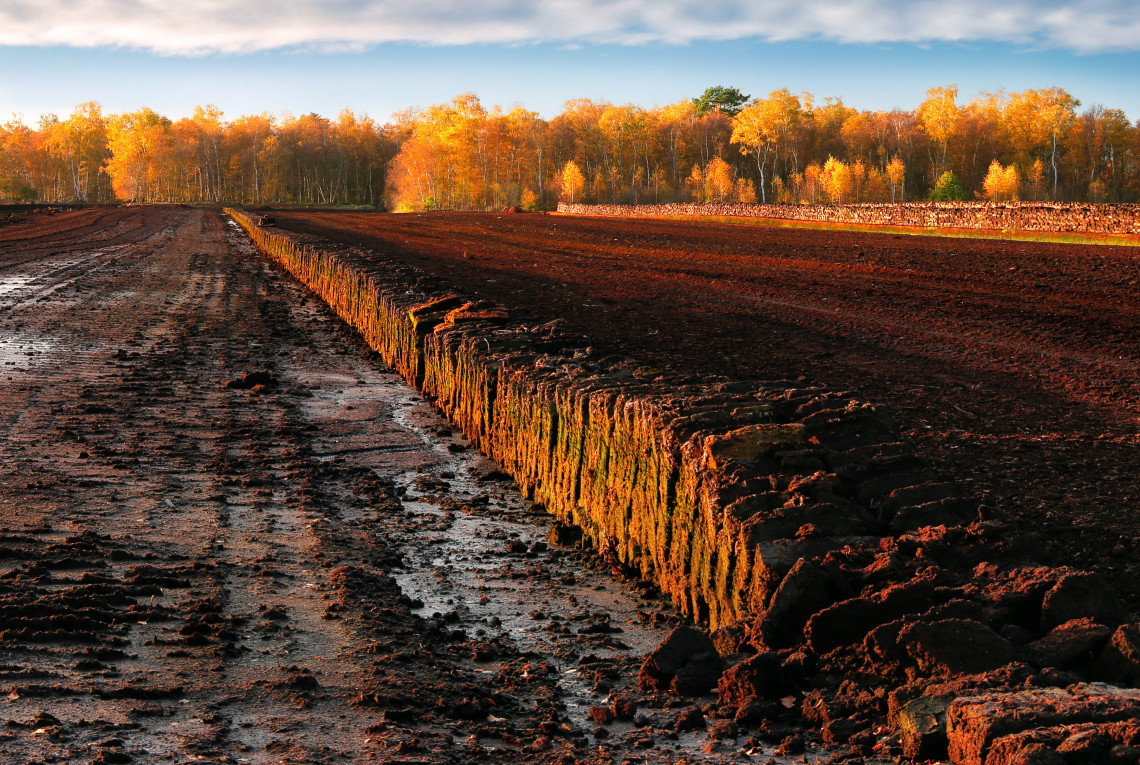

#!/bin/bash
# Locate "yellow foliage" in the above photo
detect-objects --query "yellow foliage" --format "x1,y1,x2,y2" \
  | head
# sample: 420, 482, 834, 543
1028, 158, 1046, 201
704, 157, 734, 203
918, 85, 959, 146
686, 164, 704, 202
983, 160, 1020, 201
560, 161, 585, 204
105, 108, 173, 202
0, 83, 1124, 206
797, 165, 825, 204
822, 156, 852, 203
886, 155, 906, 202
864, 169, 889, 202
735, 177, 758, 204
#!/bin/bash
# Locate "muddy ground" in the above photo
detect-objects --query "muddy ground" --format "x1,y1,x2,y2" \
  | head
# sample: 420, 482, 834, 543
0, 207, 803, 764
266, 210, 1140, 613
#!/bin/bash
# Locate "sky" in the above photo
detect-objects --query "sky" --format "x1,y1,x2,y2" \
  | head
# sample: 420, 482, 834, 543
2, 0, 1139, 124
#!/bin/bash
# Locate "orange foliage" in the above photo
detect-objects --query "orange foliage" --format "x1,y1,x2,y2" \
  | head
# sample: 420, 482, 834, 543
983, 160, 1021, 201
1, 84, 1137, 206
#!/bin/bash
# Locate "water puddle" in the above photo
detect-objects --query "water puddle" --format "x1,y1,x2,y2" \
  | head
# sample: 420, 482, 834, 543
288, 362, 694, 746
0, 334, 57, 370
389, 392, 668, 664
0, 276, 35, 297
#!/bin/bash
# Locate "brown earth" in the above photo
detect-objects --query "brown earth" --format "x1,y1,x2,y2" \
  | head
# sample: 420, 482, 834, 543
4, 204, 1138, 764
265, 209, 1140, 612
3, 206, 794, 764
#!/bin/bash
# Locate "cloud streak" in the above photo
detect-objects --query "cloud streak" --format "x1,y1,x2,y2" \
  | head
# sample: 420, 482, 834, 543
1, 0, 1138, 55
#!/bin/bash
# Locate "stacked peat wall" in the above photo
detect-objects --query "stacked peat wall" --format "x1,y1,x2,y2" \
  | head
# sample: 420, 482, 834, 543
556, 201, 1140, 235
228, 209, 1140, 764
226, 208, 963, 628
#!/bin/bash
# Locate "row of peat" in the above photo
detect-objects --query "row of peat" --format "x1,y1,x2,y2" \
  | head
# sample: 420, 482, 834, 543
557, 201, 1140, 235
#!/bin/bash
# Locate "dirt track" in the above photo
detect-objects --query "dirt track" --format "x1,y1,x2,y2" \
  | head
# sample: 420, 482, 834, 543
267, 210, 1140, 610
2, 207, 776, 764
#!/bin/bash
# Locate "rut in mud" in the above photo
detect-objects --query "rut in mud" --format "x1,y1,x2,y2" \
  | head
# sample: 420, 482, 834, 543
0, 208, 817, 764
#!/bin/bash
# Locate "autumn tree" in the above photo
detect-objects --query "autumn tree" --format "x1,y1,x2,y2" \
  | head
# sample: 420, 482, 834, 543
841, 111, 876, 168
1066, 105, 1134, 202
686, 164, 704, 202
791, 162, 825, 203
731, 89, 803, 203
504, 107, 548, 207
655, 100, 700, 194
333, 109, 392, 206
918, 85, 960, 181
226, 113, 276, 204
806, 96, 856, 171
1000, 87, 1079, 199
821, 157, 852, 203
1037, 88, 1080, 199
704, 157, 734, 202
105, 108, 173, 202
386, 93, 503, 210
0, 119, 42, 201
886, 155, 906, 202
560, 160, 585, 204
0, 119, 40, 202
1028, 158, 1046, 201
983, 160, 1020, 201
597, 103, 650, 202
735, 177, 758, 203
44, 102, 110, 201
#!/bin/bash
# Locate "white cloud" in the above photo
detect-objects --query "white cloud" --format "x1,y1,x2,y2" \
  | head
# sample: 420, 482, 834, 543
0, 0, 1137, 54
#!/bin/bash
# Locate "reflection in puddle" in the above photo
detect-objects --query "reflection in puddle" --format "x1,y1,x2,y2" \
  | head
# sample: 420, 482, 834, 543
0, 335, 55, 368
0, 276, 36, 296
388, 395, 667, 729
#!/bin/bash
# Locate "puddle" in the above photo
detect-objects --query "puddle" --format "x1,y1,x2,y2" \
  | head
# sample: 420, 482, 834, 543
0, 276, 36, 296
287, 362, 697, 747
388, 394, 668, 664
0, 334, 56, 369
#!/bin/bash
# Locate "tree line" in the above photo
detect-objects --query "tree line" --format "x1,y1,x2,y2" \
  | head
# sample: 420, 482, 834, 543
0, 103, 393, 206
2, 85, 1138, 208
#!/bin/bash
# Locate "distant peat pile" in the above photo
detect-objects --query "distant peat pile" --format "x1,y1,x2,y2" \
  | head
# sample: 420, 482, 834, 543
557, 201, 1140, 235
228, 208, 1140, 764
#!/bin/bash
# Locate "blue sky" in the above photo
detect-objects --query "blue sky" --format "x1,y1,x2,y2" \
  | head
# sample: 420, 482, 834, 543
2, 1, 1139, 124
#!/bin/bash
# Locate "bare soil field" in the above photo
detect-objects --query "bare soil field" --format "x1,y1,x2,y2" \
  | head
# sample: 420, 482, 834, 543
4, 205, 1138, 764
267, 210, 1140, 612
2, 207, 778, 764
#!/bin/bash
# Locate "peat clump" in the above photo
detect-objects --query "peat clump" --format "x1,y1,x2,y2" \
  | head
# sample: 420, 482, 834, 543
222, 369, 278, 390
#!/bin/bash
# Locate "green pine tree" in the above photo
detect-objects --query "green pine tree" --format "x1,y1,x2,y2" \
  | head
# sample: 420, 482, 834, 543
930, 171, 967, 202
